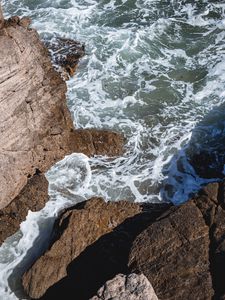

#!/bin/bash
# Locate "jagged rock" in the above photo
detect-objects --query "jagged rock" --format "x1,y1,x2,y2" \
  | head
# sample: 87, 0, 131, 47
0, 173, 48, 245
22, 198, 143, 299
91, 273, 158, 300
0, 15, 74, 209
0, 128, 124, 245
129, 181, 225, 300
46, 37, 85, 78
0, 4, 4, 29
0, 13, 124, 212
0, 9, 124, 246
70, 129, 124, 157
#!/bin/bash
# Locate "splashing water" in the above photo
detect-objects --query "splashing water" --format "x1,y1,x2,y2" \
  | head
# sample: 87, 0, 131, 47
1, 0, 225, 298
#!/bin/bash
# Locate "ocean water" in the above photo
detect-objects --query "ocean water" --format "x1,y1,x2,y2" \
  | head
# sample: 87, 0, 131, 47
1, 0, 225, 298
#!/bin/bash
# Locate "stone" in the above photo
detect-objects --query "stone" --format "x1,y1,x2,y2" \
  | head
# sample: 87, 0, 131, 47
0, 16, 74, 209
129, 181, 225, 300
0, 128, 124, 245
46, 37, 85, 78
70, 129, 124, 157
0, 3, 4, 29
0, 173, 48, 245
0, 15, 124, 211
129, 200, 212, 300
22, 198, 143, 299
91, 273, 158, 300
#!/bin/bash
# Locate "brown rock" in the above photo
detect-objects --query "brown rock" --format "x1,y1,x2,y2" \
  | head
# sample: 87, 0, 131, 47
22, 198, 142, 299
0, 128, 124, 245
70, 129, 124, 157
19, 181, 225, 300
91, 273, 158, 300
0, 173, 48, 245
46, 37, 85, 78
129, 200, 212, 300
0, 3, 4, 29
193, 181, 225, 299
129, 181, 225, 300
0, 16, 124, 211
19, 17, 32, 29
0, 16, 74, 209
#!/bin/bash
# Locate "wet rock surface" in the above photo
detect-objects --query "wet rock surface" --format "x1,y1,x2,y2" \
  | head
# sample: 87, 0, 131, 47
91, 273, 158, 300
70, 129, 124, 157
46, 37, 85, 78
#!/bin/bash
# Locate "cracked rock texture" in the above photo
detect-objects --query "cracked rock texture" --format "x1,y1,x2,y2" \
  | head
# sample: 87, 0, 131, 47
0, 12, 124, 244
0, 16, 74, 209
0, 173, 48, 245
22, 198, 142, 299
22, 182, 225, 299
129, 181, 225, 300
91, 273, 158, 300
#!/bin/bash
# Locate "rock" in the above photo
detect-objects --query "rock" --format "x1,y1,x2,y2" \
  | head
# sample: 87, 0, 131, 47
0, 16, 73, 209
193, 181, 225, 299
0, 172, 48, 245
0, 10, 124, 245
70, 129, 124, 157
22, 198, 143, 299
0, 128, 124, 245
0, 4, 4, 29
91, 273, 158, 300
129, 181, 225, 300
46, 37, 85, 78
0, 15, 124, 211
19, 17, 32, 29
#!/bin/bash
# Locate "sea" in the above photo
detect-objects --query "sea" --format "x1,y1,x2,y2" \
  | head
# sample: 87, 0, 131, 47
1, 0, 225, 298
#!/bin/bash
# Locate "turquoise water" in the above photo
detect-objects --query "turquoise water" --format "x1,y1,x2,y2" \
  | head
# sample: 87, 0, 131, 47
1, 1, 225, 298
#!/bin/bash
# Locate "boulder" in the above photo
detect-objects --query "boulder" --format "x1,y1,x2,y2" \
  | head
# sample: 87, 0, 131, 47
91, 273, 158, 300
46, 37, 85, 78
0, 15, 74, 209
129, 181, 225, 300
0, 128, 124, 245
0, 172, 48, 245
22, 198, 143, 299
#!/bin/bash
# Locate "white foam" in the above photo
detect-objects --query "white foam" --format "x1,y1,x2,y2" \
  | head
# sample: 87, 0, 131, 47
1, 0, 225, 298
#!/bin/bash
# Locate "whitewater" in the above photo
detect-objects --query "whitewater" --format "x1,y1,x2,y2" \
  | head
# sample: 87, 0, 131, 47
1, 0, 225, 298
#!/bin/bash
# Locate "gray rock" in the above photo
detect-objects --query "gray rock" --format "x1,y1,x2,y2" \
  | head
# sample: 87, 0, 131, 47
91, 273, 158, 300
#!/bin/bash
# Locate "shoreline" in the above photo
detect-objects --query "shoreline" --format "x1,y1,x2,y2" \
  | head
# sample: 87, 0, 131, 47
1, 6, 225, 300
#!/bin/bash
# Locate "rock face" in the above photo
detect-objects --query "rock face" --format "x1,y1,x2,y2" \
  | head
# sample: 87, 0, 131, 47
0, 11, 124, 242
129, 181, 225, 300
0, 4, 3, 29
22, 198, 142, 299
0, 173, 48, 245
22, 181, 225, 300
0, 128, 124, 245
129, 200, 212, 299
0, 15, 74, 209
91, 273, 158, 300
46, 37, 85, 78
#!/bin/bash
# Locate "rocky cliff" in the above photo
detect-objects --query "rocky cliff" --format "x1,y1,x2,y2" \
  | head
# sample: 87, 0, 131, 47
0, 10, 124, 244
21, 181, 225, 300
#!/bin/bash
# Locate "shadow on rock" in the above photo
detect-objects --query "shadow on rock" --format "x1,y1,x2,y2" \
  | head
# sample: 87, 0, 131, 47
39, 204, 170, 300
